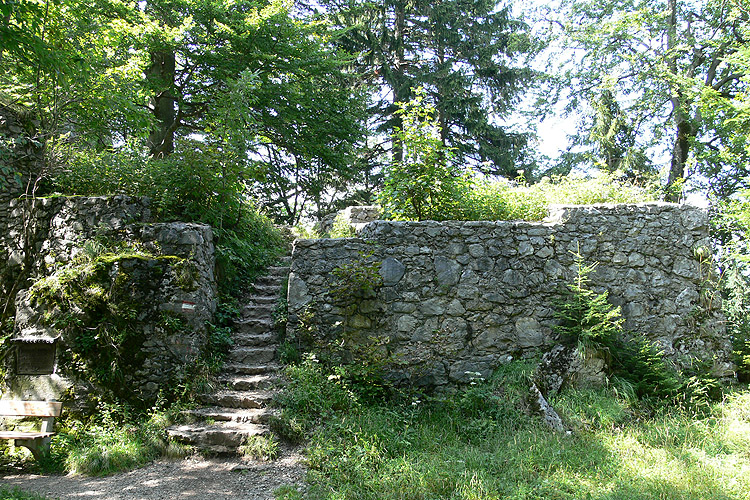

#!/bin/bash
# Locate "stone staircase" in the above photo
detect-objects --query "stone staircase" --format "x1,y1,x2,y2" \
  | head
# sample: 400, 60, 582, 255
167, 257, 290, 454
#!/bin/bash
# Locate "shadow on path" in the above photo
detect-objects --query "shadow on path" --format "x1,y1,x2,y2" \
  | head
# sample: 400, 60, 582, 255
0, 451, 305, 500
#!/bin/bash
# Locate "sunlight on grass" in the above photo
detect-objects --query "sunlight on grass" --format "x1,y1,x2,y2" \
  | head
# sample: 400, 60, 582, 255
275, 359, 750, 500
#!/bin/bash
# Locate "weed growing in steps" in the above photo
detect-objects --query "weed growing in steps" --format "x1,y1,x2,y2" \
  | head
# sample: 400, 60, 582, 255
239, 435, 280, 461
274, 359, 750, 500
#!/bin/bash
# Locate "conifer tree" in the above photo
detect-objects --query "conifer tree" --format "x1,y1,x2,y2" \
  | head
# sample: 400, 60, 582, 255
553, 252, 624, 349
309, 0, 536, 178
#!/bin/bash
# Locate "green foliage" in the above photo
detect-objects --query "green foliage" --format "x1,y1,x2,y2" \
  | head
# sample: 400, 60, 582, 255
271, 354, 360, 443
275, 356, 750, 500
316, 0, 536, 178
274, 484, 304, 500
714, 194, 750, 383
0, 486, 51, 500
50, 141, 285, 294
239, 435, 280, 461
546, 0, 750, 198
465, 173, 659, 221
380, 91, 471, 221
381, 166, 659, 222
554, 252, 720, 407
329, 213, 355, 238
608, 336, 682, 402
553, 251, 624, 349
41, 401, 189, 476
205, 297, 237, 366
330, 251, 383, 305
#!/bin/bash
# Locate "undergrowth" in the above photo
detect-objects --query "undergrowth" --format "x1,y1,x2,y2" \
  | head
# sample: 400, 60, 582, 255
49, 140, 285, 295
0, 399, 191, 477
382, 171, 659, 222
274, 358, 750, 500
0, 486, 51, 500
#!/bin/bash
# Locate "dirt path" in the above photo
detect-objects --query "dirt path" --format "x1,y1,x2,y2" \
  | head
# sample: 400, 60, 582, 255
0, 448, 306, 500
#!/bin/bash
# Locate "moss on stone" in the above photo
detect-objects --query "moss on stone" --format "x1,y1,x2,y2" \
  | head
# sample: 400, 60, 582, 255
26, 242, 192, 407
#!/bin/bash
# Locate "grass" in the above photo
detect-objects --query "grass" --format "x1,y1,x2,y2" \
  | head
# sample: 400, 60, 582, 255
0, 487, 53, 500
274, 360, 750, 500
379, 171, 661, 223
0, 402, 191, 477
459, 173, 661, 222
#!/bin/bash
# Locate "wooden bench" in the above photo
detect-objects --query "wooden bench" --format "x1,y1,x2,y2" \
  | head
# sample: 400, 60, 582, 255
0, 400, 62, 459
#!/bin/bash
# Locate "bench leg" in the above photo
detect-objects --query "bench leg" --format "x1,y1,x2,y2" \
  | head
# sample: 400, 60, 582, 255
14, 437, 51, 460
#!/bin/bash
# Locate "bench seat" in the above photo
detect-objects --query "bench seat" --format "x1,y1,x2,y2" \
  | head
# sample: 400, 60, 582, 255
0, 400, 62, 459
0, 431, 55, 440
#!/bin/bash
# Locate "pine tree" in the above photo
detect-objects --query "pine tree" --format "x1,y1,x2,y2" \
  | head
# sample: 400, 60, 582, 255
309, 0, 536, 178
553, 251, 624, 349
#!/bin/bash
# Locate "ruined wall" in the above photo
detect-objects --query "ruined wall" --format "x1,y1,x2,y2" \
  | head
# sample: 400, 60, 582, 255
0, 196, 217, 406
287, 203, 731, 387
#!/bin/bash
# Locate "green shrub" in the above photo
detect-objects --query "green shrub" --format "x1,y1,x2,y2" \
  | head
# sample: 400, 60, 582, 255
553, 253, 720, 409
721, 263, 750, 383
379, 89, 472, 221
49, 139, 284, 294
709, 195, 750, 382
609, 336, 682, 402
329, 213, 356, 238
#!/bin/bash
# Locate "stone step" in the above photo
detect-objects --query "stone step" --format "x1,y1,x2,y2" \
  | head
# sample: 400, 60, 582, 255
251, 284, 283, 296
167, 421, 269, 453
254, 275, 285, 287
246, 295, 279, 305
201, 389, 275, 409
242, 303, 276, 320
227, 346, 277, 364
218, 374, 283, 391
268, 265, 290, 276
235, 318, 275, 335
222, 362, 282, 375
182, 406, 275, 424
231, 332, 277, 347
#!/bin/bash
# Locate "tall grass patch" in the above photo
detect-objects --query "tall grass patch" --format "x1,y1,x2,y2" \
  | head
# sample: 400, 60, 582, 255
275, 359, 750, 500
0, 401, 190, 476
381, 171, 659, 222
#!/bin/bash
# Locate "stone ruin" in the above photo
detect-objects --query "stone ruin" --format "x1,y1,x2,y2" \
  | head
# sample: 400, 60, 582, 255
0, 196, 216, 408
0, 196, 734, 409
287, 203, 731, 387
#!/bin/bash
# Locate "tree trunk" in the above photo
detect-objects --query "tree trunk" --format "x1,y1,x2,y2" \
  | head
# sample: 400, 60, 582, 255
146, 50, 176, 157
664, 0, 688, 202
666, 110, 693, 202
391, 0, 407, 165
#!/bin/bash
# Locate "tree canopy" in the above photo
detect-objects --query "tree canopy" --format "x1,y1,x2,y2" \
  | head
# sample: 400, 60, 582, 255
545, 0, 749, 199
308, 0, 538, 179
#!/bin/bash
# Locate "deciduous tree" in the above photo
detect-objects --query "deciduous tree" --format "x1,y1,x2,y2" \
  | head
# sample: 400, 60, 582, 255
550, 0, 748, 199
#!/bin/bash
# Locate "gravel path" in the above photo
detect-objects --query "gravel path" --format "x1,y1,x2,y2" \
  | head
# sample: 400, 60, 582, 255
0, 448, 306, 500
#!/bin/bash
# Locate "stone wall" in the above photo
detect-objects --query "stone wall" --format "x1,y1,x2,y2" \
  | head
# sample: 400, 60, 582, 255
0, 195, 217, 407
287, 203, 731, 387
